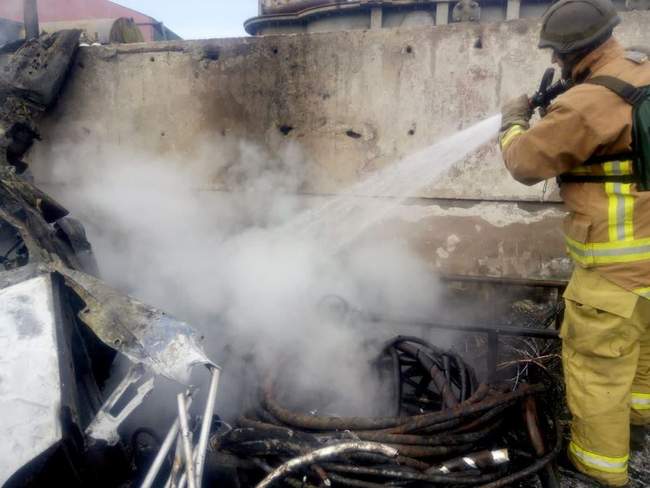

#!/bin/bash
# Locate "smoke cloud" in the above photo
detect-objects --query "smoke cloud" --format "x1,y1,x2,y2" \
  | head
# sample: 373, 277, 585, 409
32, 131, 444, 419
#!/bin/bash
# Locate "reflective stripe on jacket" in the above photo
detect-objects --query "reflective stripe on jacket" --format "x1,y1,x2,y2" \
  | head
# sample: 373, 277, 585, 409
500, 38, 650, 297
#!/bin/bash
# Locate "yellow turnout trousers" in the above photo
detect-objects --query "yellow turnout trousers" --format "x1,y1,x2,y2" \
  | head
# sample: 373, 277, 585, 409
561, 267, 650, 486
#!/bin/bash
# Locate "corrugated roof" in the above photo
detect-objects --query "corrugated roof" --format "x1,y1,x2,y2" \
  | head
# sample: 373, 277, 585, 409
0, 0, 154, 24
0, 1, 180, 42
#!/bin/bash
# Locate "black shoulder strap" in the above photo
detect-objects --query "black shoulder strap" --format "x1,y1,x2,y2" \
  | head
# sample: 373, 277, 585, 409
586, 76, 646, 106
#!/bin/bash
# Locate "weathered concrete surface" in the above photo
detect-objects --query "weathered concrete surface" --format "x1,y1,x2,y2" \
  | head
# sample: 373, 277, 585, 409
28, 14, 650, 281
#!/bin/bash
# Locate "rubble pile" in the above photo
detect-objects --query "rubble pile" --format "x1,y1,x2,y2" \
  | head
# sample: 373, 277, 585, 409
212, 337, 560, 488
0, 32, 217, 487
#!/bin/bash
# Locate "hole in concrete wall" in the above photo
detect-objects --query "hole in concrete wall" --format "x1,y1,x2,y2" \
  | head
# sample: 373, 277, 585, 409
474, 37, 483, 49
150, 56, 155, 62
279, 125, 294, 136
203, 47, 220, 61
408, 129, 416, 136
346, 130, 362, 139
405, 45, 413, 54
271, 47, 279, 55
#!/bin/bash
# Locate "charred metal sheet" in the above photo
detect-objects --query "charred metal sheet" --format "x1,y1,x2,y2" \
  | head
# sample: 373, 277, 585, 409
0, 169, 84, 271
54, 217, 100, 276
0, 30, 81, 172
0, 28, 220, 485
0, 29, 81, 109
58, 266, 213, 384
0, 274, 63, 485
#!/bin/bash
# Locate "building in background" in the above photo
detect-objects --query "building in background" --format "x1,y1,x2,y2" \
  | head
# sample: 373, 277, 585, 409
0, 0, 180, 44
245, 0, 649, 35
0, 17, 22, 44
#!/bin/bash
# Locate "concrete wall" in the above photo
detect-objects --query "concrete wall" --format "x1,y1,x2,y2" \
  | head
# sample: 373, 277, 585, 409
29, 13, 650, 282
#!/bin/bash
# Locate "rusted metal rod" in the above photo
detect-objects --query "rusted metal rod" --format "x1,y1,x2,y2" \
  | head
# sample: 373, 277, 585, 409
263, 381, 543, 433
376, 318, 561, 340
476, 422, 563, 488
322, 462, 506, 485
396, 342, 459, 408
523, 397, 561, 488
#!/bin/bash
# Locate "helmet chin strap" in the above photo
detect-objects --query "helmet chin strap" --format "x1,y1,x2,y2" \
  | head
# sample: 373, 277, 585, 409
554, 51, 583, 80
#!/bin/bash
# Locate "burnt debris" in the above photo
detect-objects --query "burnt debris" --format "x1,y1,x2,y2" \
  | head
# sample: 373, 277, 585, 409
211, 336, 560, 488
0, 31, 218, 487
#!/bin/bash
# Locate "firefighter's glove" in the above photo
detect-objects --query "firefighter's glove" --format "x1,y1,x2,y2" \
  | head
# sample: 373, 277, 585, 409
500, 95, 533, 133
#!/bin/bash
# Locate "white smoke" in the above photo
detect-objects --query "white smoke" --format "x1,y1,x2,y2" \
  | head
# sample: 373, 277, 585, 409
32, 131, 445, 418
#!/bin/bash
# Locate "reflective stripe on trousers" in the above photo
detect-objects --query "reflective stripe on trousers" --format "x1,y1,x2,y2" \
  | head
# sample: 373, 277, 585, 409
632, 392, 650, 411
635, 287, 650, 299
569, 441, 629, 474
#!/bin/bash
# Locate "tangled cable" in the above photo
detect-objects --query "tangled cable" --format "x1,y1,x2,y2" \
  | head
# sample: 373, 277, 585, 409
213, 336, 560, 487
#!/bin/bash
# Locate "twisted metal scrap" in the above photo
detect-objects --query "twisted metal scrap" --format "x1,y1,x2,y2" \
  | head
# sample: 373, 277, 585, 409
255, 442, 398, 488
57, 266, 214, 384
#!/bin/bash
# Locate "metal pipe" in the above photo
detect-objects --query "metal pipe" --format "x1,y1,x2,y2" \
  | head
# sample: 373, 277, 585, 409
141, 420, 180, 488
145, 396, 194, 488
195, 366, 221, 486
522, 397, 560, 488
439, 273, 567, 289
476, 421, 562, 488
177, 393, 197, 488
375, 317, 561, 340
254, 442, 398, 488
23, 0, 39, 40
165, 433, 184, 488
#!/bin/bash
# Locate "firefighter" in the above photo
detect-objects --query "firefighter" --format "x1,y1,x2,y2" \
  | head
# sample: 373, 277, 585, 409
499, 0, 650, 485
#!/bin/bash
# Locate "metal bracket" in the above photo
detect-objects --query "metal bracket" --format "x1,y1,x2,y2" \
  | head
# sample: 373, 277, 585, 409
85, 364, 155, 446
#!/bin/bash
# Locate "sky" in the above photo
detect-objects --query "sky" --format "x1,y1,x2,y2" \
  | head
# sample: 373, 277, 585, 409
115, 1, 259, 39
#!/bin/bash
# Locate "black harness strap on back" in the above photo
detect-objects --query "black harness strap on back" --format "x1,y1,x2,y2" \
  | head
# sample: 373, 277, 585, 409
588, 76, 646, 105
582, 152, 636, 166
558, 76, 642, 184
557, 174, 638, 184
